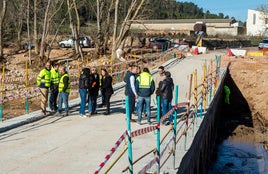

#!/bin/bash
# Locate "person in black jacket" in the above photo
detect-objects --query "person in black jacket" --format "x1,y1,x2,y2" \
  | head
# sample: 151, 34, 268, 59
101, 68, 114, 115
88, 67, 100, 115
78, 68, 91, 117
159, 71, 174, 125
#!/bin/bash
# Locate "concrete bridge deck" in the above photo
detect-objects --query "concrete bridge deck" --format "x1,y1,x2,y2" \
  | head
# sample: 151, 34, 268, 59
0, 51, 225, 174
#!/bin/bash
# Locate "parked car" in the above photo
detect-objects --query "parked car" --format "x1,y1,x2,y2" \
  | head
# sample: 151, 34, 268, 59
23, 41, 35, 50
58, 36, 91, 48
258, 39, 268, 49
148, 38, 171, 50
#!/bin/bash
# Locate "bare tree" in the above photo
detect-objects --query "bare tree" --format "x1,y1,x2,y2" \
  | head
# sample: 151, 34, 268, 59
38, 0, 66, 59
96, 0, 105, 55
111, 0, 146, 59
67, 0, 83, 59
39, 0, 51, 59
8, 0, 26, 49
26, 0, 31, 63
95, 0, 147, 59
257, 4, 268, 36
0, 0, 7, 60
33, 0, 39, 54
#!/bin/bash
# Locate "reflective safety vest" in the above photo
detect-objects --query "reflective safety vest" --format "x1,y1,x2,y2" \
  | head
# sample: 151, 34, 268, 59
137, 72, 153, 89
36, 68, 51, 88
50, 67, 60, 85
59, 73, 70, 93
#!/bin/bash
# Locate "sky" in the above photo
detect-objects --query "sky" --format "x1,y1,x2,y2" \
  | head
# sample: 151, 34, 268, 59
180, 0, 268, 22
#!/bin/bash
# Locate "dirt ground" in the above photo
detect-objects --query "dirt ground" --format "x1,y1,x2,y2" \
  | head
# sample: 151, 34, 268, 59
1, 46, 166, 120
222, 56, 268, 150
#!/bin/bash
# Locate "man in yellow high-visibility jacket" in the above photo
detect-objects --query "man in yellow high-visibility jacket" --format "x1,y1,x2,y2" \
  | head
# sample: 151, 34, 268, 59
136, 67, 155, 125
49, 62, 60, 112
55, 66, 70, 117
36, 60, 51, 115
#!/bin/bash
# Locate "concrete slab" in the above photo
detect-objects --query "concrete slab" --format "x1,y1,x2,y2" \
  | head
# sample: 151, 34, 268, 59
0, 51, 224, 173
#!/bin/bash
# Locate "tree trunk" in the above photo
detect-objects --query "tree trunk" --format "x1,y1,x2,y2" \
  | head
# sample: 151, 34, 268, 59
39, 0, 51, 60
34, 0, 39, 55
27, 0, 31, 64
111, 0, 146, 60
0, 0, 7, 60
72, 0, 80, 34
96, 0, 105, 55
103, 0, 115, 53
111, 0, 119, 60
67, 0, 83, 59
16, 1, 24, 49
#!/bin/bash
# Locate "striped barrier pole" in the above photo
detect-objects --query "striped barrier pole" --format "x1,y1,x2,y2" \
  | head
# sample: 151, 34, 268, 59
138, 157, 158, 174
26, 61, 29, 114
125, 96, 133, 174
131, 124, 159, 138
94, 131, 128, 174
173, 85, 178, 169
156, 96, 161, 174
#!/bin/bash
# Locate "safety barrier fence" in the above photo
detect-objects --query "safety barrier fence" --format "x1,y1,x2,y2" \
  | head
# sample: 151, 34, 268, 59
0, 46, 183, 121
93, 55, 222, 173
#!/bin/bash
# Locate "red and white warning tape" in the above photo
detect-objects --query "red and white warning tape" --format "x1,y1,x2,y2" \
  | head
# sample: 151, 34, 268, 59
138, 156, 159, 174
0, 87, 40, 104
94, 131, 128, 174
131, 123, 160, 138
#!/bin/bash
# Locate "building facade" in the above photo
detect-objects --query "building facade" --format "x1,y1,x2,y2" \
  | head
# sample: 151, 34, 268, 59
247, 9, 268, 36
130, 19, 243, 36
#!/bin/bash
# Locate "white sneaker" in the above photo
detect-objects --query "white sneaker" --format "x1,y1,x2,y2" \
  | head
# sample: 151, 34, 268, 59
80, 114, 87, 118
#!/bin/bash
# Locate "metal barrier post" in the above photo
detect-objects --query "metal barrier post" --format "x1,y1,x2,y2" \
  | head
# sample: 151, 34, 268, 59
0, 65, 4, 121
26, 61, 29, 114
156, 96, 161, 174
203, 63, 207, 112
125, 96, 133, 174
173, 85, 178, 169
194, 69, 198, 125
209, 59, 213, 103
117, 73, 120, 83
185, 74, 193, 150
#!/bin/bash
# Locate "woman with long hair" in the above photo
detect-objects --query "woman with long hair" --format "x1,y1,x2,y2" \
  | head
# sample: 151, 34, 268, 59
78, 67, 91, 117
100, 68, 114, 115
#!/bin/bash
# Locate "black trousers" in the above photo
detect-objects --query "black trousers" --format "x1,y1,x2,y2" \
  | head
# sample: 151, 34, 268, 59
128, 94, 135, 119
49, 85, 58, 111
105, 93, 112, 113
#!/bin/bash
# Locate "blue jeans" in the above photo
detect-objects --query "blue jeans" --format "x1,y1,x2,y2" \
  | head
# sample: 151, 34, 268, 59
79, 89, 87, 115
162, 99, 172, 123
137, 96, 151, 123
58, 92, 69, 114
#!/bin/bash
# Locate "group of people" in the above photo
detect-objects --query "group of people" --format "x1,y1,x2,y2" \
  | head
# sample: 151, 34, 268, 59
36, 60, 70, 116
124, 64, 174, 125
37, 61, 174, 124
78, 67, 113, 117
36, 60, 113, 117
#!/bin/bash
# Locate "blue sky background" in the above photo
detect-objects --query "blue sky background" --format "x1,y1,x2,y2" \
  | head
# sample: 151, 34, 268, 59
179, 0, 267, 22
